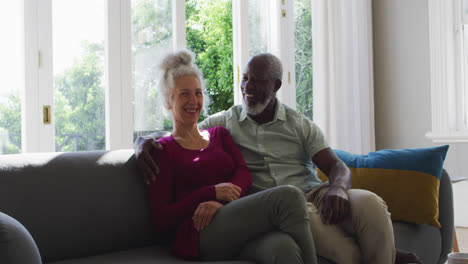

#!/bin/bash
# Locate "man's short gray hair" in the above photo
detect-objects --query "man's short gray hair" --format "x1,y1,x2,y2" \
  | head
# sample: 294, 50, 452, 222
158, 50, 209, 116
251, 53, 283, 81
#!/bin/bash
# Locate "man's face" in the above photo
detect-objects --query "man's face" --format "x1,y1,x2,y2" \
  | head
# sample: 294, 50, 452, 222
240, 59, 276, 116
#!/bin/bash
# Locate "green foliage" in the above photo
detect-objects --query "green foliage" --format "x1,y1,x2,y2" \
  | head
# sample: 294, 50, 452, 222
0, 94, 21, 154
132, 0, 172, 50
186, 0, 234, 115
54, 41, 105, 151
294, 0, 314, 119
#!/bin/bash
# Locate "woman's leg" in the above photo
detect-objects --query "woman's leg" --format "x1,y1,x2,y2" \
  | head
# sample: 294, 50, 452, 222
199, 185, 317, 264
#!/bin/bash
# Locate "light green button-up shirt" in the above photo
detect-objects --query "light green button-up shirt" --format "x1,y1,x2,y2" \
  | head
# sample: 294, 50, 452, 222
199, 100, 329, 193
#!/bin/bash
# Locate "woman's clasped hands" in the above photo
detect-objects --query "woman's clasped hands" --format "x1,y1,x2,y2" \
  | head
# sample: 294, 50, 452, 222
215, 182, 241, 202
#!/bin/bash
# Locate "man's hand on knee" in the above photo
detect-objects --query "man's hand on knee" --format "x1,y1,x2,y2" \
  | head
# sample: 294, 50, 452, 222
321, 186, 350, 225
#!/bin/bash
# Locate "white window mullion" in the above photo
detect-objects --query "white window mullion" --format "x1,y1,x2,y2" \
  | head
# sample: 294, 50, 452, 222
23, 0, 54, 153
172, 0, 186, 51
232, 0, 250, 105
120, 0, 133, 149
37, 0, 54, 152
270, 0, 296, 109
22, 0, 39, 153
105, 0, 133, 150
279, 0, 296, 109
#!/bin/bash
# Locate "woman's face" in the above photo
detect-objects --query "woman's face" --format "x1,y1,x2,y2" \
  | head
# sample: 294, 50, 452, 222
169, 75, 203, 126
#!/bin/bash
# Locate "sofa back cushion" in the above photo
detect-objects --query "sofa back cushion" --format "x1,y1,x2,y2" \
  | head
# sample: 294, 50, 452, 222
0, 150, 161, 262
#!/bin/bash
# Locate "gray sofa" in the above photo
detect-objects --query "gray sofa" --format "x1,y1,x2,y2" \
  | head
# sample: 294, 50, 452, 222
0, 150, 454, 264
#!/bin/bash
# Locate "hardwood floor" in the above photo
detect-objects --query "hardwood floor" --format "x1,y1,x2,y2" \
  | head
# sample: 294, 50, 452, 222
456, 227, 468, 253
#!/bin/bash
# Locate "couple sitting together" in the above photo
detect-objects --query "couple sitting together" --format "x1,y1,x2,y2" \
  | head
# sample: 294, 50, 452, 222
134, 50, 423, 264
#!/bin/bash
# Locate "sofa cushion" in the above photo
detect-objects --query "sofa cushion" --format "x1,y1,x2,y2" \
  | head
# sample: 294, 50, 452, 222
47, 244, 334, 264
0, 212, 42, 264
47, 245, 254, 264
0, 150, 162, 262
317, 145, 449, 227
392, 221, 441, 264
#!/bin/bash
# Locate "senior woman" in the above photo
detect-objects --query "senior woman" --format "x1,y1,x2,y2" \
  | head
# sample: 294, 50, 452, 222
148, 50, 317, 264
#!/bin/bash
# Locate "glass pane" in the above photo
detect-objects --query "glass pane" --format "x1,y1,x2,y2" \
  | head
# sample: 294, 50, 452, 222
248, 0, 270, 56
132, 0, 173, 138
294, 0, 313, 119
53, 0, 106, 152
464, 0, 468, 24
186, 0, 233, 116
0, 1, 22, 154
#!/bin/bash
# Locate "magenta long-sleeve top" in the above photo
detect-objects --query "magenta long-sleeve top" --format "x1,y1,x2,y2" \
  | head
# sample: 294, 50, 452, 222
148, 126, 252, 260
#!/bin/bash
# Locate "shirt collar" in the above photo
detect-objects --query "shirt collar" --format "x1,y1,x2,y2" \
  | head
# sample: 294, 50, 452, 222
239, 98, 287, 122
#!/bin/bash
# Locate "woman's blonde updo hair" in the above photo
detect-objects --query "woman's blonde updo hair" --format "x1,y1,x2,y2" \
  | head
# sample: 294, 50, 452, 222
158, 50, 209, 116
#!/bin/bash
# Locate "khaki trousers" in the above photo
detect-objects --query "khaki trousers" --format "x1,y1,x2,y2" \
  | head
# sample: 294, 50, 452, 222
306, 184, 396, 264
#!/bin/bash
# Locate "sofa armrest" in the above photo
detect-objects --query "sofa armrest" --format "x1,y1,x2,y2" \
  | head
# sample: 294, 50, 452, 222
0, 212, 42, 264
437, 169, 454, 264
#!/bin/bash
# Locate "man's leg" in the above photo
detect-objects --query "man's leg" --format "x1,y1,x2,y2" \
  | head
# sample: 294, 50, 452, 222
308, 185, 395, 264
237, 231, 303, 264
342, 189, 395, 264
199, 185, 317, 264
306, 201, 362, 264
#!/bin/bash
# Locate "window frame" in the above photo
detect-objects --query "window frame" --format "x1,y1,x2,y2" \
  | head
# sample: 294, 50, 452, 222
21, 0, 136, 152
426, 0, 468, 142
232, 0, 297, 108
23, 0, 55, 152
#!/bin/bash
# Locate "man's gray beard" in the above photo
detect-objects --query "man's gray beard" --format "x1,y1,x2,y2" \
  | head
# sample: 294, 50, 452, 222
242, 94, 275, 116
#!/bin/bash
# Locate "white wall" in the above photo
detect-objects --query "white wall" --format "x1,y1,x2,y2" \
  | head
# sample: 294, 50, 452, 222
373, 0, 432, 150
372, 0, 468, 176
372, 0, 468, 226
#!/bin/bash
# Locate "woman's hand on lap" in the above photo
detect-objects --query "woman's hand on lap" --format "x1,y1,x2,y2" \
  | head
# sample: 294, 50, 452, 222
193, 201, 223, 231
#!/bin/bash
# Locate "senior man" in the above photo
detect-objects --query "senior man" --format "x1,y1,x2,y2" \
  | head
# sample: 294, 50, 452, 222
134, 53, 422, 264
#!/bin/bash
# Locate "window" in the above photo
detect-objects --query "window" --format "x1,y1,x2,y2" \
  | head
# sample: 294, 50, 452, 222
0, 0, 315, 155
186, 0, 234, 119
0, 0, 131, 153
234, 0, 313, 118
294, 0, 313, 119
53, 0, 106, 152
427, 0, 468, 142
131, 0, 234, 138
0, 1, 22, 154
248, 0, 270, 56
132, 0, 174, 136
